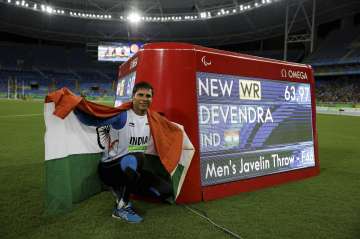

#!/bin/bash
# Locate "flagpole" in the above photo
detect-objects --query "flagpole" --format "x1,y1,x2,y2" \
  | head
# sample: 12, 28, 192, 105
14, 78, 17, 99
22, 80, 25, 99
7, 77, 10, 99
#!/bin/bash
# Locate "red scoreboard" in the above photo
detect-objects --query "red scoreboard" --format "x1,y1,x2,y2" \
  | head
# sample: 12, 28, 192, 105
116, 42, 320, 203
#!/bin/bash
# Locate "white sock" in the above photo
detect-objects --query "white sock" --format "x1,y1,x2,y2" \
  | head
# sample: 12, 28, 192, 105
117, 198, 127, 209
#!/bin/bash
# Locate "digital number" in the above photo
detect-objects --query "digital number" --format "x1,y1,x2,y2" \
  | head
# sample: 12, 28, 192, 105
284, 85, 310, 103
284, 86, 296, 101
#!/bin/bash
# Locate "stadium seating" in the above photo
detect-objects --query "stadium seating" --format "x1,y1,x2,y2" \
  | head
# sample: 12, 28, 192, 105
305, 26, 360, 65
0, 43, 116, 99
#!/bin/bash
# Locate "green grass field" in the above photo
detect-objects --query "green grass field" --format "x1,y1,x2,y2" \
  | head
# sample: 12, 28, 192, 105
0, 99, 359, 239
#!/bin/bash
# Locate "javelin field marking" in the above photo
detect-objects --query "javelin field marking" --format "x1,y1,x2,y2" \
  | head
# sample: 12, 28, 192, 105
0, 113, 43, 118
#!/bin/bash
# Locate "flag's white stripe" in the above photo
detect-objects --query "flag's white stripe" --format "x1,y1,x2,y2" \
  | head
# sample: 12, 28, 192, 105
44, 102, 102, 161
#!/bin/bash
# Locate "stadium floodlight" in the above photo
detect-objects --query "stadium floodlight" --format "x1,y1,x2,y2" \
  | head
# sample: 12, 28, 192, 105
4, 0, 281, 22
46, 6, 53, 14
127, 12, 141, 23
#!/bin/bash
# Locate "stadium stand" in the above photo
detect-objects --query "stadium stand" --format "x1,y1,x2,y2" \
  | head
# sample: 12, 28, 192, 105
305, 26, 360, 65
305, 26, 360, 64
0, 3, 359, 105
316, 76, 360, 103
302, 18, 360, 105
0, 43, 116, 99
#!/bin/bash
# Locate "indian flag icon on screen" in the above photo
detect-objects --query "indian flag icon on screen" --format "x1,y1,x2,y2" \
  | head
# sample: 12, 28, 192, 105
224, 130, 240, 147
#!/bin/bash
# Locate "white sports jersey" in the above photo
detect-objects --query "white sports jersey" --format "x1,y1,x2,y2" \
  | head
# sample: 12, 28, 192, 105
102, 109, 155, 162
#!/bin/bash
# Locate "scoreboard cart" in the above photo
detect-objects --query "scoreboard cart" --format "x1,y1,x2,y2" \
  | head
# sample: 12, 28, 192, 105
116, 42, 319, 203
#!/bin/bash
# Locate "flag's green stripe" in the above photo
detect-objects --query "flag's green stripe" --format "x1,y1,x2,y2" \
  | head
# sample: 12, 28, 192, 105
45, 153, 183, 215
171, 164, 185, 197
45, 153, 102, 215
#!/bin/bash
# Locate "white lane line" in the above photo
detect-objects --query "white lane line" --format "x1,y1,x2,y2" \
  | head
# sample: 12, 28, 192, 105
0, 114, 43, 118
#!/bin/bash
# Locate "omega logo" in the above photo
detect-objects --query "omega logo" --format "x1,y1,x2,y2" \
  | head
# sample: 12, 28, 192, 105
281, 68, 308, 80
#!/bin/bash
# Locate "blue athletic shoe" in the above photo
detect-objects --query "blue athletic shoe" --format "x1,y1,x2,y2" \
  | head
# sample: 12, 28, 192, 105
112, 203, 143, 223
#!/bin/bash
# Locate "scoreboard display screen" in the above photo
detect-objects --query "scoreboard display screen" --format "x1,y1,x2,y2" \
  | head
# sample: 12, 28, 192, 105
197, 72, 315, 186
98, 42, 142, 62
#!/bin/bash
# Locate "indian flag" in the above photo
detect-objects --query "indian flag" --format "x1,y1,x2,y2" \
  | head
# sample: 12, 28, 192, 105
44, 88, 195, 214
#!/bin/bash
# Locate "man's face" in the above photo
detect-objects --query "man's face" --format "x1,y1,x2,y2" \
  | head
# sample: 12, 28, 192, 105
132, 88, 153, 115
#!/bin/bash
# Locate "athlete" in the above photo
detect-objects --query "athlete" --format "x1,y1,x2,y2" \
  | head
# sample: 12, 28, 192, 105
97, 82, 173, 223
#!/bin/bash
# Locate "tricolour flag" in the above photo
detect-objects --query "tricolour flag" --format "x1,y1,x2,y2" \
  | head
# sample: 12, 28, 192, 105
44, 88, 195, 214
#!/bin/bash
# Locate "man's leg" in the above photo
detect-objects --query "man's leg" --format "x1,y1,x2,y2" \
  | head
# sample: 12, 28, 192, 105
98, 155, 143, 223
139, 169, 173, 202
111, 153, 145, 223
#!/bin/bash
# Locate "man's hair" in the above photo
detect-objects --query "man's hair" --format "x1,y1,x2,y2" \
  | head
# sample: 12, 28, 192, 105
132, 81, 154, 97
